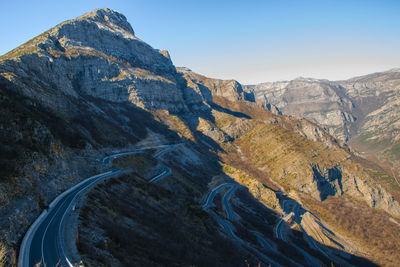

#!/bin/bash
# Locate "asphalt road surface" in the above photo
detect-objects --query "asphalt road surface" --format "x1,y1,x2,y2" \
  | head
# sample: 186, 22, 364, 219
28, 170, 124, 267
19, 144, 176, 267
202, 183, 281, 266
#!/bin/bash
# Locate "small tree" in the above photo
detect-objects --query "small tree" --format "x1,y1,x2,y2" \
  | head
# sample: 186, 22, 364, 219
0, 246, 7, 267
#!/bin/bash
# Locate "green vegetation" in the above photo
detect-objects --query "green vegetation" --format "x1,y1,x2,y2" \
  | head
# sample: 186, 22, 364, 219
0, 246, 6, 267
390, 143, 400, 160
357, 131, 392, 152
364, 168, 400, 196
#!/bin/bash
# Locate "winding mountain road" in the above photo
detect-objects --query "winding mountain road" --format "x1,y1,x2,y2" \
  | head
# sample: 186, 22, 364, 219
275, 195, 352, 267
274, 197, 326, 267
102, 144, 171, 165
202, 183, 234, 210
148, 168, 171, 184
203, 183, 282, 266
19, 144, 177, 267
222, 184, 240, 221
251, 231, 275, 252
274, 211, 293, 241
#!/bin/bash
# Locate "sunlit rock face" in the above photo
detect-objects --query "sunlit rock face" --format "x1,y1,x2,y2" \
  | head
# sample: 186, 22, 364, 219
245, 70, 400, 167
245, 78, 356, 142
0, 8, 188, 113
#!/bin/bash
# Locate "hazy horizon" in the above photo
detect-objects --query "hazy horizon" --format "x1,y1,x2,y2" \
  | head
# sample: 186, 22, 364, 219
1, 0, 399, 84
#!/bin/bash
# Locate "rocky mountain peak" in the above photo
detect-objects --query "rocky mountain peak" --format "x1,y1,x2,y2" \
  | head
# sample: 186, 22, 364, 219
0, 8, 257, 116
0, 8, 185, 112
386, 67, 400, 73
76, 8, 134, 36
293, 77, 331, 84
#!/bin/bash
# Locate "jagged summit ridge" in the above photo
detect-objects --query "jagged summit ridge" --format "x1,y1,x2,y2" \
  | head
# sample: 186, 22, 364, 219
1, 7, 171, 72
0, 8, 252, 115
0, 8, 185, 112
41, 7, 170, 72
77, 8, 135, 36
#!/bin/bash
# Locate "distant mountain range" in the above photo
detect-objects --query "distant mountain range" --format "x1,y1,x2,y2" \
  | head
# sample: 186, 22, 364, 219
245, 69, 400, 172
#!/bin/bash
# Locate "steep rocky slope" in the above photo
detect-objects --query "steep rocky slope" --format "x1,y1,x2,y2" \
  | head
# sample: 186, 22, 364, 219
340, 70, 400, 168
177, 67, 253, 102
0, 74, 181, 265
185, 95, 400, 266
245, 78, 355, 141
245, 70, 400, 171
0, 8, 183, 265
0, 8, 186, 113
159, 70, 400, 265
0, 8, 399, 267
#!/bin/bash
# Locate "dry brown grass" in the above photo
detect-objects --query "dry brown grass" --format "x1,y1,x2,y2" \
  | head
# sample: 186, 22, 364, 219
221, 162, 281, 212
233, 118, 349, 195
212, 97, 400, 266
111, 152, 158, 178
153, 110, 194, 140
221, 152, 279, 191
213, 97, 349, 183
303, 195, 400, 267
78, 173, 256, 266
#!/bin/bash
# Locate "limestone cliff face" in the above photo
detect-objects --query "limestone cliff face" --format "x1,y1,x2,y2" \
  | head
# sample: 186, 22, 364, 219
0, 8, 253, 117
0, 11, 257, 263
340, 70, 400, 166
245, 70, 400, 168
244, 78, 356, 141
0, 8, 187, 113
177, 67, 250, 103
190, 97, 400, 218
0, 9, 192, 263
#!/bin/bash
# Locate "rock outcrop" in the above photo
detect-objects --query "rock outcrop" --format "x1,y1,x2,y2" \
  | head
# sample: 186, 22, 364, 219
0, 9, 253, 117
0, 8, 186, 113
244, 78, 356, 141
177, 67, 250, 102
245, 70, 400, 168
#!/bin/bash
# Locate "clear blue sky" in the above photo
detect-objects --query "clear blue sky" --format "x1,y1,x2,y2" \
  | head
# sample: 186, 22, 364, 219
1, 0, 399, 83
